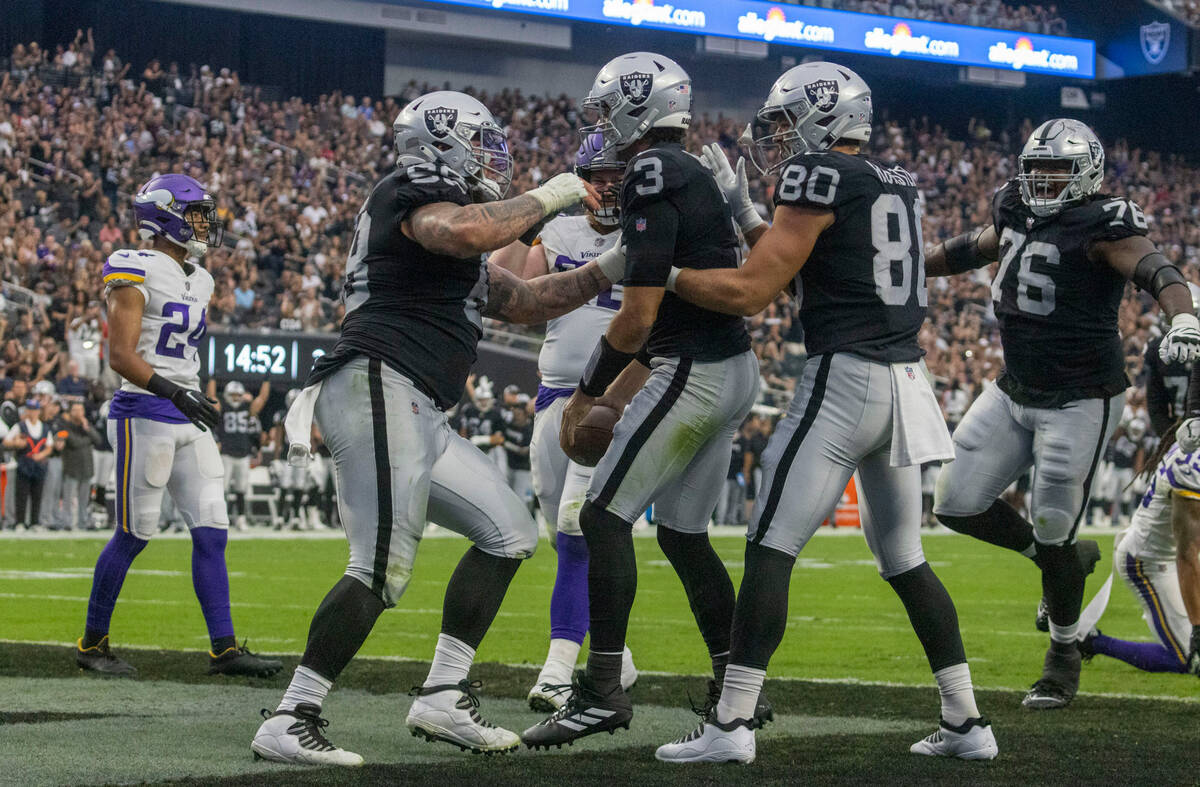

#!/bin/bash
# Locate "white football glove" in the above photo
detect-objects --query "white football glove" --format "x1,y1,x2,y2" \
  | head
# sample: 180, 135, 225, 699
701, 142, 764, 235
470, 434, 494, 448
593, 244, 626, 285
1158, 313, 1200, 364
1176, 417, 1200, 454
527, 173, 590, 215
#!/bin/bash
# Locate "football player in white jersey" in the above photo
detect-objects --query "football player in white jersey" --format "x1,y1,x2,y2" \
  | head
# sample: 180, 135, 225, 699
74, 174, 281, 679
1078, 434, 1200, 676
490, 134, 641, 709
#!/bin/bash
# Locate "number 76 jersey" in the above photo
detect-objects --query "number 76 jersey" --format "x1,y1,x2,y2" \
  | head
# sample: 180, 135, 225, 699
103, 248, 211, 395
774, 150, 926, 362
989, 180, 1146, 395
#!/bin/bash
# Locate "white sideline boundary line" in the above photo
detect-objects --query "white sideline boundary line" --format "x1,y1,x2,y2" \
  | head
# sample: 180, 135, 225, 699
5, 637, 1194, 705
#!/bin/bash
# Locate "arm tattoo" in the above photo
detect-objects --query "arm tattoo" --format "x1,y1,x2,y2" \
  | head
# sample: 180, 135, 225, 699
411, 195, 545, 257
482, 261, 609, 325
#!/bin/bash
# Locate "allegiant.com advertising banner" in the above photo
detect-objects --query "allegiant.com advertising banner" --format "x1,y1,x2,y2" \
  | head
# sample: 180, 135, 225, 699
416, 0, 1096, 78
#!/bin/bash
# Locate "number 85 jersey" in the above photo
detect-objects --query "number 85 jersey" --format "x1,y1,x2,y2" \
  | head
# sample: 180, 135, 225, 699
775, 150, 926, 362
103, 248, 211, 395
989, 180, 1146, 398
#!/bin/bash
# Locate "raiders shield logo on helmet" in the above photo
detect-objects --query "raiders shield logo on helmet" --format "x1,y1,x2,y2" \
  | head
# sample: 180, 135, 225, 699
425, 107, 458, 139
1140, 21, 1170, 65
620, 72, 653, 106
804, 79, 839, 112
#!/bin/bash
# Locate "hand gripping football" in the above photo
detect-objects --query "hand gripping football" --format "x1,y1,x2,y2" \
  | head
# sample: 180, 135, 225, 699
565, 405, 620, 467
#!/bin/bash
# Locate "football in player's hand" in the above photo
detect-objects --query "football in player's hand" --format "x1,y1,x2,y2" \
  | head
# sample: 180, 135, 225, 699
568, 405, 619, 467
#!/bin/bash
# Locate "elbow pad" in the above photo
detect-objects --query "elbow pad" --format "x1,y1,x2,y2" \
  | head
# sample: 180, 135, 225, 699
943, 227, 992, 274
1132, 252, 1187, 299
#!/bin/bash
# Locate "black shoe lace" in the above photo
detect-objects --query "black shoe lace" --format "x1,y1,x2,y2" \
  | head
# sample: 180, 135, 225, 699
688, 679, 721, 721
545, 677, 589, 724
283, 707, 337, 752
409, 680, 496, 727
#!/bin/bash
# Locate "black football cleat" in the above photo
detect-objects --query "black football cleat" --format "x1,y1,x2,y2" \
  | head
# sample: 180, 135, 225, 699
696, 679, 774, 729
1022, 641, 1081, 710
75, 636, 137, 677
521, 670, 632, 749
1034, 540, 1101, 632
209, 642, 283, 677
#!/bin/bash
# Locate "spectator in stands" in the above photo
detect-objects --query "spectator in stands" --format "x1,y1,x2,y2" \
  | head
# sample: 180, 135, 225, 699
60, 400, 101, 531
4, 399, 53, 529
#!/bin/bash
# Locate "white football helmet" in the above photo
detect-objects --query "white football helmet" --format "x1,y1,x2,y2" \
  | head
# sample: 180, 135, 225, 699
1017, 119, 1104, 217
393, 91, 512, 202
746, 62, 873, 174
581, 52, 692, 154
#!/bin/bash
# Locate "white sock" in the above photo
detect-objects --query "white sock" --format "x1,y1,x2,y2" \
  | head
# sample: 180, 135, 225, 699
933, 663, 979, 727
277, 666, 332, 713
541, 638, 581, 681
1020, 544, 1038, 559
423, 633, 476, 689
1048, 620, 1079, 644
715, 664, 766, 724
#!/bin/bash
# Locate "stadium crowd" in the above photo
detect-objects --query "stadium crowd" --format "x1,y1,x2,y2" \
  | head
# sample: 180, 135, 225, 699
787, 0, 1071, 35
1153, 0, 1200, 28
1, 31, 1197, 529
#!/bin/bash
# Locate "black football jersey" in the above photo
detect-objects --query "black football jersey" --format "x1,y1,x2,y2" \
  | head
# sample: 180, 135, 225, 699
774, 150, 926, 362
991, 181, 1145, 402
306, 162, 488, 409
502, 419, 533, 471
217, 401, 260, 458
1144, 335, 1189, 435
621, 142, 750, 361
458, 404, 505, 443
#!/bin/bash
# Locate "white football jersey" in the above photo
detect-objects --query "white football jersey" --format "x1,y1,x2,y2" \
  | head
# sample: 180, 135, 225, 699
1125, 443, 1200, 562
103, 248, 213, 393
535, 216, 622, 388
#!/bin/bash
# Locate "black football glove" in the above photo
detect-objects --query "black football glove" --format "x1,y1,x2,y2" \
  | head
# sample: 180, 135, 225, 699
171, 388, 220, 432
1187, 626, 1200, 677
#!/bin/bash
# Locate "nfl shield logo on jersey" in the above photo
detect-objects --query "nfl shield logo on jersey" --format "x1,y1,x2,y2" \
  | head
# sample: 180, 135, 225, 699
635, 216, 647, 232
425, 107, 458, 139
804, 79, 839, 112
905, 366, 916, 380
1140, 21, 1170, 65
620, 72, 653, 105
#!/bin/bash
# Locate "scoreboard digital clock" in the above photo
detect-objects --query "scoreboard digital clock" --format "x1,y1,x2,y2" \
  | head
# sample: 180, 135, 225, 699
201, 330, 337, 383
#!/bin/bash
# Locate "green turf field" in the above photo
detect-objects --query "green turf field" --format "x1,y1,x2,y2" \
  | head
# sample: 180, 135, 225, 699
1, 530, 1197, 785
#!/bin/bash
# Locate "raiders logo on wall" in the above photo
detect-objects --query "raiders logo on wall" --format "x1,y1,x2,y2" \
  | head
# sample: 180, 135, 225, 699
620, 72, 653, 105
804, 79, 839, 112
1140, 21, 1170, 65
425, 107, 458, 139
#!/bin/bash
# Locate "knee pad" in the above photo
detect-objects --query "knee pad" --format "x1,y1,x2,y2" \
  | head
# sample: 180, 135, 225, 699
1031, 508, 1074, 546
557, 495, 586, 537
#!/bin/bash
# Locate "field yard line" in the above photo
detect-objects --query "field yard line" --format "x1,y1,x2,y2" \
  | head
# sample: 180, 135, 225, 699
5, 638, 1194, 705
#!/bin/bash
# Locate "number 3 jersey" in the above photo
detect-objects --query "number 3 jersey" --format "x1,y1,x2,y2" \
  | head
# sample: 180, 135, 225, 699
774, 150, 926, 362
103, 248, 212, 423
990, 180, 1146, 403
534, 215, 622, 389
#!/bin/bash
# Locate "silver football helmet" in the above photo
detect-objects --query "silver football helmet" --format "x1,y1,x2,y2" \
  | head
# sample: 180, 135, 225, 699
746, 62, 873, 174
393, 91, 513, 202
581, 52, 692, 154
224, 380, 246, 406
1017, 119, 1104, 217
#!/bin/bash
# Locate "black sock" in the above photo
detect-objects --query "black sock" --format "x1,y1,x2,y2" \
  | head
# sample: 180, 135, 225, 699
585, 650, 623, 690
233, 493, 246, 518
299, 575, 386, 681
579, 501, 636, 669
656, 527, 735, 674
441, 546, 523, 649
211, 634, 237, 654
1035, 542, 1085, 628
82, 628, 107, 648
886, 562, 967, 672
728, 542, 795, 670
937, 500, 1036, 557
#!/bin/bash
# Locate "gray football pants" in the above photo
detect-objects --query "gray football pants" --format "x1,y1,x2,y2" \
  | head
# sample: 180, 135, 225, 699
934, 382, 1122, 546
746, 353, 926, 579
587, 351, 759, 531
314, 357, 538, 607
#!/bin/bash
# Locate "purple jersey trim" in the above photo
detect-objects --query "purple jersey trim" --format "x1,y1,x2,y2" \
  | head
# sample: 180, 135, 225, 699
109, 390, 189, 424
535, 384, 575, 413
102, 262, 147, 277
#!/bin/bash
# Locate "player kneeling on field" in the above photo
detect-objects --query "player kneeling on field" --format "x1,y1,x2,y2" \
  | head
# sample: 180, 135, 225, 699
74, 174, 281, 680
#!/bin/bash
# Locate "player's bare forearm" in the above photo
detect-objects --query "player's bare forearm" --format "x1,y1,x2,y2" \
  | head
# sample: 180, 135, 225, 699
1172, 496, 1200, 625
925, 225, 998, 278
487, 239, 532, 278
481, 260, 609, 324
674, 267, 757, 316
406, 196, 547, 258
598, 357, 652, 412
605, 289, 659, 353
743, 222, 768, 249
1098, 234, 1193, 319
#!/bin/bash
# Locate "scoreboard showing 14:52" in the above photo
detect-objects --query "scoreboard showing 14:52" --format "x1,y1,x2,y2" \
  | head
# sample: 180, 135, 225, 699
201, 330, 337, 383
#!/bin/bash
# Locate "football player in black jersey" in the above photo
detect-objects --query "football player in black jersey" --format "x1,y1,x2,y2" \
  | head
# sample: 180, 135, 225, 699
926, 118, 1200, 710
252, 90, 627, 767
211, 379, 268, 531
522, 52, 767, 750
655, 62, 994, 764
1145, 287, 1199, 436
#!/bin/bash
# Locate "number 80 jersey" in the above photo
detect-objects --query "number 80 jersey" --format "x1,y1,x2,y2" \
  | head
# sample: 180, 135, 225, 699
989, 180, 1146, 399
103, 248, 212, 395
774, 150, 926, 362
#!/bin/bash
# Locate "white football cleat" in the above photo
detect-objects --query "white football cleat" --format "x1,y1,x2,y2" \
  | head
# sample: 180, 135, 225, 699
655, 717, 755, 764
527, 673, 573, 712
234, 515, 249, 532
251, 704, 363, 767
621, 646, 638, 692
910, 717, 998, 760
407, 680, 520, 754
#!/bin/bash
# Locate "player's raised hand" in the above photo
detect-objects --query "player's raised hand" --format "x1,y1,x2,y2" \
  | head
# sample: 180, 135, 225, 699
528, 173, 597, 215
701, 142, 763, 234
172, 388, 220, 432
1159, 313, 1200, 364
1177, 418, 1200, 454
